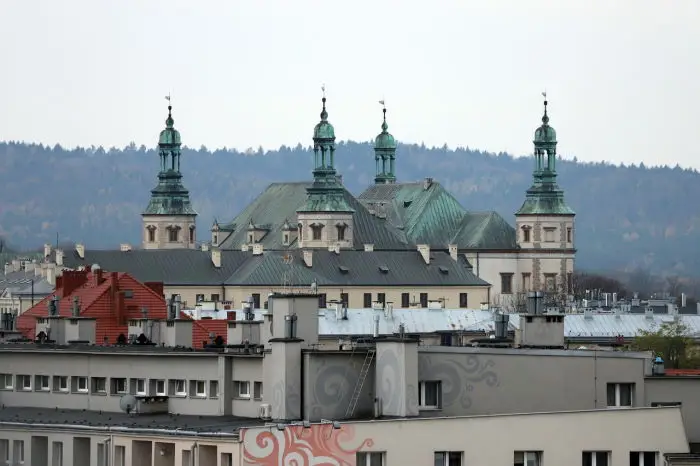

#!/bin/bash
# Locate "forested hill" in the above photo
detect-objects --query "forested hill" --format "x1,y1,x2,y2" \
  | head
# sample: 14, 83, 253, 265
0, 141, 699, 276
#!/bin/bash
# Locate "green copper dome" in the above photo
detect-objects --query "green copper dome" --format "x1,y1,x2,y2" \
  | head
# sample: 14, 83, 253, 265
375, 109, 396, 149
159, 106, 182, 145
313, 97, 335, 140
533, 103, 556, 144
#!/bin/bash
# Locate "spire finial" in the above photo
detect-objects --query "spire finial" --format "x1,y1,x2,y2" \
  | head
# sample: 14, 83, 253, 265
165, 94, 174, 127
320, 84, 328, 121
379, 99, 388, 132
541, 90, 549, 124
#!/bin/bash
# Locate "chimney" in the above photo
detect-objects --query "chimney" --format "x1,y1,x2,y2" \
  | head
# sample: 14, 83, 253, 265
241, 244, 249, 252
385, 302, 394, 319
448, 244, 458, 261
25, 261, 36, 273
71, 296, 80, 317
375, 335, 420, 417
364, 244, 374, 252
252, 244, 264, 256
373, 313, 380, 338
303, 250, 313, 267
681, 293, 687, 308
328, 243, 340, 255
46, 265, 56, 286
494, 311, 509, 339
120, 243, 132, 252
11, 259, 20, 272
75, 243, 85, 259
211, 248, 222, 268
44, 243, 52, 259
160, 318, 193, 348
417, 244, 430, 265
55, 249, 64, 267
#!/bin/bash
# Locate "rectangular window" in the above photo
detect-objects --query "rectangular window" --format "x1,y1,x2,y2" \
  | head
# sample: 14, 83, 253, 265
155, 379, 166, 396
356, 452, 384, 466
36, 375, 50, 391
607, 383, 634, 407
91, 377, 106, 394
435, 451, 462, 466
221, 453, 233, 466
500, 273, 514, 294
171, 379, 187, 396
110, 377, 127, 395
18, 374, 32, 390
629, 452, 657, 466
196, 294, 205, 303
522, 227, 531, 243
514, 451, 542, 466
582, 451, 610, 466
13, 440, 24, 464
377, 293, 386, 304
76, 376, 88, 393
459, 293, 468, 308
0, 373, 12, 389
211, 293, 220, 302
401, 292, 410, 308
318, 293, 327, 308
340, 293, 349, 307
544, 227, 555, 242
567, 227, 572, 243
209, 380, 219, 398
54, 375, 69, 392
235, 380, 251, 398
52, 441, 63, 466
420, 293, 428, 308
0, 439, 8, 463
193, 380, 206, 397
168, 228, 179, 242
418, 381, 441, 409
252, 293, 261, 309
363, 293, 372, 308
115, 445, 126, 466
254, 381, 263, 400
134, 378, 146, 395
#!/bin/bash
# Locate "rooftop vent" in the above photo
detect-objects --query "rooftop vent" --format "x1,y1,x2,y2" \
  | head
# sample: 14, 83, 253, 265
378, 265, 389, 274
338, 265, 349, 274
438, 266, 449, 275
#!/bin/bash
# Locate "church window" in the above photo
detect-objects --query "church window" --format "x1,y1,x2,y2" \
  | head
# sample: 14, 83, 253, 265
544, 227, 556, 243
567, 227, 572, 243
311, 224, 323, 241
147, 226, 156, 243
167, 226, 180, 242
336, 224, 347, 241
521, 226, 531, 243
189, 226, 195, 243
500, 273, 514, 294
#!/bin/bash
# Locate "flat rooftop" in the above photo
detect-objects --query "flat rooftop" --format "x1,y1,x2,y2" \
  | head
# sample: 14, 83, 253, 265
0, 342, 262, 357
0, 407, 265, 436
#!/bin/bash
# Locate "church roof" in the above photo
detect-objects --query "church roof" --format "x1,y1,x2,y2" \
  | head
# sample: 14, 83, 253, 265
217, 182, 408, 250
358, 181, 517, 250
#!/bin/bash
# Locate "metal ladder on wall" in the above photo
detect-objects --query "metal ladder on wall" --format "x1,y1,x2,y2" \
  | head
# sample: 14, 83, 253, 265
345, 349, 375, 418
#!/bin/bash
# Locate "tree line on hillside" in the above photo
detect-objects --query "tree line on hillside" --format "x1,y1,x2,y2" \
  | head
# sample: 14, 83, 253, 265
1, 141, 700, 276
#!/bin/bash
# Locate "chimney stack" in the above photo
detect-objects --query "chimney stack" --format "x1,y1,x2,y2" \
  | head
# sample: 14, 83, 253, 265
71, 296, 80, 317
303, 250, 313, 267
211, 248, 222, 268
252, 243, 264, 256
46, 265, 56, 286
55, 249, 64, 267
44, 243, 52, 259
448, 244, 458, 261
417, 245, 430, 265
364, 244, 374, 252
75, 243, 85, 259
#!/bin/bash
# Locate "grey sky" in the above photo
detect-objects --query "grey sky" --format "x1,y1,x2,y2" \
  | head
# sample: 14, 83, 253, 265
1, 0, 699, 168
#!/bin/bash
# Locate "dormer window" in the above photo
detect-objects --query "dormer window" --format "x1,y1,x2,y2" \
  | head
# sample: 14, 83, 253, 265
166, 225, 181, 242
146, 225, 157, 243
521, 226, 531, 243
336, 223, 347, 241
248, 233, 254, 244
283, 233, 290, 245
311, 224, 324, 241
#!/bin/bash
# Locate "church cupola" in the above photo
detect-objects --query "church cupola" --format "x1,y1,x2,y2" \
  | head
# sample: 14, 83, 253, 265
142, 101, 198, 250
297, 89, 355, 249
515, 93, 576, 293
374, 102, 397, 184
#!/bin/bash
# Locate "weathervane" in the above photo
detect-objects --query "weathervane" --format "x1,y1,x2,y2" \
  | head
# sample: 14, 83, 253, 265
542, 90, 547, 100
321, 84, 326, 99
379, 98, 386, 109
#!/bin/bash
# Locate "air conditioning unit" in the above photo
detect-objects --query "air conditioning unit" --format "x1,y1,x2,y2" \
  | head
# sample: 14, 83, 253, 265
259, 403, 272, 420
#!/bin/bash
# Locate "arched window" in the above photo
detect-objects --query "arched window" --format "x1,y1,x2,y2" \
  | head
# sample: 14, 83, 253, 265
298, 223, 303, 241
167, 225, 181, 242
311, 223, 324, 241
189, 225, 195, 243
146, 225, 157, 243
336, 223, 347, 241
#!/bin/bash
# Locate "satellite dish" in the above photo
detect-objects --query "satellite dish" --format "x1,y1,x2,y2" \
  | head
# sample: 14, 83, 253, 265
119, 395, 138, 415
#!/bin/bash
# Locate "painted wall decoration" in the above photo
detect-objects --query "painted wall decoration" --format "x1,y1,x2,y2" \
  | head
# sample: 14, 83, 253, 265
241, 423, 374, 465
418, 354, 500, 410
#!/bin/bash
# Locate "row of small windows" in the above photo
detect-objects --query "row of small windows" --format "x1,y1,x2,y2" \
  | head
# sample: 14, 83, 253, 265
146, 225, 195, 243
520, 226, 572, 244
0, 373, 262, 400
356, 451, 659, 466
499, 272, 573, 294
318, 292, 469, 309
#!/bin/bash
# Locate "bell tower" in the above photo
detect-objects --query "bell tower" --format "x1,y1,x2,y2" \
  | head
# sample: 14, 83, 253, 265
374, 102, 397, 184
516, 94, 575, 292
142, 102, 197, 250
296, 89, 355, 249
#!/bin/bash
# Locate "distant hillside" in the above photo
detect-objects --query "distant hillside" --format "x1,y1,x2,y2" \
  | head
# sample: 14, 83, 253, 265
1, 141, 699, 276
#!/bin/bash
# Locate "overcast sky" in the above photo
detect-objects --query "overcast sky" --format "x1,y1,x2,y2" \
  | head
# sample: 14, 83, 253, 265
1, 0, 699, 168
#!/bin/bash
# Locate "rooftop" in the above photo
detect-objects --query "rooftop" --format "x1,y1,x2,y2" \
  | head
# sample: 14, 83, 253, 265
0, 406, 264, 436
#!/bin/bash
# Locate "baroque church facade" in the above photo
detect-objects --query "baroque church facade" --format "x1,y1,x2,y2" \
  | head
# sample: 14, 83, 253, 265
51, 93, 574, 310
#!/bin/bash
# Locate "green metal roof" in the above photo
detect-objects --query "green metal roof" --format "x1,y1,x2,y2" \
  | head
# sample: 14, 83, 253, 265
358, 181, 518, 250
159, 107, 181, 145
217, 182, 408, 250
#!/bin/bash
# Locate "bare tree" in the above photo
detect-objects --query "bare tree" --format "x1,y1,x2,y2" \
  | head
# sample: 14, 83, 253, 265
665, 275, 683, 298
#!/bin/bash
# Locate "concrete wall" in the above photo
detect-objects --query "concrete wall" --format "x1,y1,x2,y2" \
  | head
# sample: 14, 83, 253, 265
240, 407, 689, 466
646, 376, 700, 445
417, 346, 649, 416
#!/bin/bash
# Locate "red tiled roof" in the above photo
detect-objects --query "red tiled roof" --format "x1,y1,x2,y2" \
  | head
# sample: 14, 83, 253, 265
664, 369, 700, 376
191, 319, 228, 348
17, 270, 167, 344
